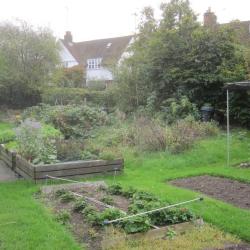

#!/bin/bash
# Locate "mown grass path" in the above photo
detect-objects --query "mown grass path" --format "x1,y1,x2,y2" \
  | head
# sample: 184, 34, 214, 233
0, 181, 82, 250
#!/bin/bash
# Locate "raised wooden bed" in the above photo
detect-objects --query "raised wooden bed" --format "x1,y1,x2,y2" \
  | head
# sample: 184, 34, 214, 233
0, 144, 124, 181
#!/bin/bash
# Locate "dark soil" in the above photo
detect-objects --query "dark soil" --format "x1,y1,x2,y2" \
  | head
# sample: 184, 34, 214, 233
41, 182, 130, 250
170, 175, 250, 210
205, 243, 250, 250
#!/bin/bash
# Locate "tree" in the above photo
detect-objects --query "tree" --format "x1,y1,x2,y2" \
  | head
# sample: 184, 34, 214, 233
115, 0, 248, 114
0, 20, 59, 107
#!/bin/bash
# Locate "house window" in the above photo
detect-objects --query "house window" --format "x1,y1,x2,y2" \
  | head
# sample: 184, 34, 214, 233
87, 58, 102, 69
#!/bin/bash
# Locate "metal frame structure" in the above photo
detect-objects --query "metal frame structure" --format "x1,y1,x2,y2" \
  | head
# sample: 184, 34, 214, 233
223, 81, 250, 167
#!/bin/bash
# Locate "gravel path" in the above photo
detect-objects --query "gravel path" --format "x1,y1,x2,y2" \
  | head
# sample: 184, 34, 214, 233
0, 160, 17, 181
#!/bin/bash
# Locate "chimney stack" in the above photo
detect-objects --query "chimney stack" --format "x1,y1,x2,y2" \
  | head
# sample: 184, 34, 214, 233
64, 31, 73, 43
204, 8, 217, 28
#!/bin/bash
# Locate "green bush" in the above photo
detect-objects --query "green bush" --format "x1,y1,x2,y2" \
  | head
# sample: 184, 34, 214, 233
22, 104, 109, 139
160, 96, 200, 124
56, 139, 84, 161
87, 81, 106, 91
0, 129, 15, 144
166, 117, 219, 153
0, 122, 15, 144
42, 85, 117, 109
130, 116, 166, 152
41, 87, 88, 105
15, 119, 58, 164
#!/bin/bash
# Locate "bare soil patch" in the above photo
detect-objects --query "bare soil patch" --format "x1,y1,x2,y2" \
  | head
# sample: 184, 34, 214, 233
170, 175, 250, 210
40, 182, 249, 250
41, 182, 132, 250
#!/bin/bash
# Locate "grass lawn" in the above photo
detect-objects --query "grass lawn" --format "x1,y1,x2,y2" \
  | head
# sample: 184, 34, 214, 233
0, 181, 82, 250
0, 131, 249, 249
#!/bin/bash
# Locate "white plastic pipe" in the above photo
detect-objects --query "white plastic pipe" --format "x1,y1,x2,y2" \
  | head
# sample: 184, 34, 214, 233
104, 197, 203, 225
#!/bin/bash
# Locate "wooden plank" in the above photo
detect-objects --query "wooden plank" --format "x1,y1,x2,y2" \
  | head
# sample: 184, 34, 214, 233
16, 155, 34, 172
15, 167, 33, 180
102, 219, 204, 249
35, 159, 123, 172
0, 153, 12, 167
15, 156, 34, 178
0, 150, 12, 160
35, 164, 122, 179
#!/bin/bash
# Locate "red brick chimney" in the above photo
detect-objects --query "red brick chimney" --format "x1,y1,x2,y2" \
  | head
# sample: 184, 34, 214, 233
64, 31, 73, 43
204, 8, 217, 28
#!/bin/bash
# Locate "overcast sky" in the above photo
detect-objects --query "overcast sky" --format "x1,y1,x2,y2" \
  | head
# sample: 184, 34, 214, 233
0, 0, 249, 42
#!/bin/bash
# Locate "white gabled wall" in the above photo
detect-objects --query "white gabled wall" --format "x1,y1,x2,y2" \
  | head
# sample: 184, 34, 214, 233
59, 40, 78, 68
86, 67, 113, 83
118, 36, 134, 66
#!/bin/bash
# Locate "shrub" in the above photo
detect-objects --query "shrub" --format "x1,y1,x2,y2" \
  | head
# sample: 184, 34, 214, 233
87, 81, 106, 91
81, 151, 99, 160
41, 87, 88, 105
56, 139, 84, 161
131, 116, 166, 152
99, 150, 117, 161
15, 119, 50, 163
166, 117, 219, 153
0, 129, 15, 144
15, 119, 59, 164
160, 96, 200, 124
22, 104, 109, 139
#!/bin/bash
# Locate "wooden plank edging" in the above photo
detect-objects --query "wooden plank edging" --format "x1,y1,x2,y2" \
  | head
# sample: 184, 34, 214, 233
0, 144, 124, 181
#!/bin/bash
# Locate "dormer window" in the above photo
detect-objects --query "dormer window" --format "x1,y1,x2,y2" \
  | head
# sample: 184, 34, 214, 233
106, 42, 112, 48
87, 58, 102, 69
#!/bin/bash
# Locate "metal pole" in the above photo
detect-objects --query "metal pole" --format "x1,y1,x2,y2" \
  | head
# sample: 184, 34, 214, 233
227, 89, 230, 167
104, 197, 203, 225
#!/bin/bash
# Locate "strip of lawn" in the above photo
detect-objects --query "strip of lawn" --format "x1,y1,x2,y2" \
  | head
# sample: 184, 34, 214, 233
0, 181, 82, 250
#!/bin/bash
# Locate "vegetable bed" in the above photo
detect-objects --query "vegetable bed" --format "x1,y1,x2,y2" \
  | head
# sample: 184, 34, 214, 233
41, 182, 198, 250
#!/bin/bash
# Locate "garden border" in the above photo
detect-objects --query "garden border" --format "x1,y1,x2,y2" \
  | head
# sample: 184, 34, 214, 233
0, 144, 124, 181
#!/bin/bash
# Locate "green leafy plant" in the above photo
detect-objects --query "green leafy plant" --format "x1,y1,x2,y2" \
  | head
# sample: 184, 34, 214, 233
165, 227, 177, 240
101, 195, 114, 205
107, 184, 123, 195
55, 210, 70, 225
59, 192, 76, 203
55, 189, 67, 198
122, 187, 137, 198
160, 96, 200, 124
122, 215, 151, 234
56, 139, 84, 161
166, 117, 219, 153
15, 119, 59, 164
73, 199, 88, 212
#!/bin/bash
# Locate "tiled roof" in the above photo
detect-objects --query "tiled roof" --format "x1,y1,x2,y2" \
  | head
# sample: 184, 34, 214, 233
60, 35, 133, 66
